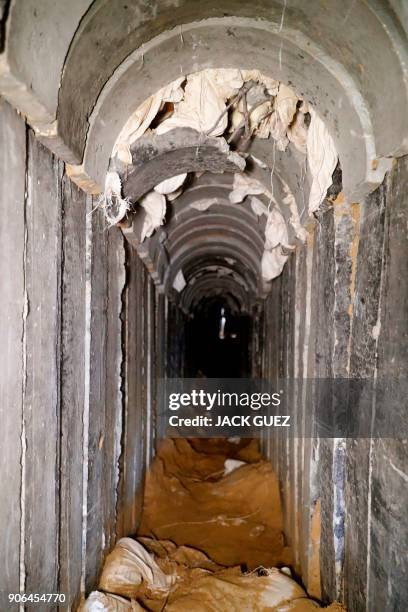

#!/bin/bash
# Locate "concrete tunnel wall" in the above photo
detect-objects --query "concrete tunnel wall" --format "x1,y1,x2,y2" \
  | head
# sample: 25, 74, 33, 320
0, 1, 408, 611
0, 99, 164, 609
260, 165, 408, 608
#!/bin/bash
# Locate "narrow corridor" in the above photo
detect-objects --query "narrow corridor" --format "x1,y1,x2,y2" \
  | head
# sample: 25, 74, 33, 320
1, 3, 407, 611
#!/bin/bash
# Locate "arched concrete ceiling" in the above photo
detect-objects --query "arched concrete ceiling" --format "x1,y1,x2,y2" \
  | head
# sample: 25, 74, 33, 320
122, 171, 270, 306
1, 0, 407, 199
180, 274, 250, 314
1, 0, 407, 312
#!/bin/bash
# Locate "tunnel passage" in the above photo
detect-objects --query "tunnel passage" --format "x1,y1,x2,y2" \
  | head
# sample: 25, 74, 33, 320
185, 296, 251, 378
99, 65, 406, 609
0, 2, 407, 611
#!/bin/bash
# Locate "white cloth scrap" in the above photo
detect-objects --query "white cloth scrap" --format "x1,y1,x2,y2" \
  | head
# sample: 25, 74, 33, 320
154, 173, 187, 195
229, 173, 266, 204
281, 180, 308, 242
156, 70, 229, 137
250, 196, 268, 217
173, 269, 187, 292
140, 191, 166, 241
113, 77, 185, 164
261, 247, 289, 281
103, 171, 130, 226
190, 198, 218, 212
264, 208, 290, 250
307, 108, 338, 213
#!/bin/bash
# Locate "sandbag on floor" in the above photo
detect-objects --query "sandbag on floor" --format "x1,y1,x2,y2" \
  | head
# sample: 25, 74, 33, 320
138, 438, 292, 568
165, 567, 307, 611
83, 536, 345, 611
80, 439, 346, 611
98, 538, 176, 600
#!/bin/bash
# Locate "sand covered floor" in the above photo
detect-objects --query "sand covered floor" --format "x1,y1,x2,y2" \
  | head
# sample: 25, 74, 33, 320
81, 438, 346, 611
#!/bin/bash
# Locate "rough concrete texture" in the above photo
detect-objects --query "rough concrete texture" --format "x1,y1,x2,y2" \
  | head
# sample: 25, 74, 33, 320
0, 96, 25, 605
0, 103, 163, 607
63, 1, 407, 196
366, 156, 408, 610
119, 128, 245, 202
262, 156, 408, 610
1, 1, 407, 197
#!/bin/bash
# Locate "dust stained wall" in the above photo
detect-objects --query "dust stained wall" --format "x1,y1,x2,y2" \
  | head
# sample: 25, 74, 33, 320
0, 99, 158, 609
261, 158, 408, 611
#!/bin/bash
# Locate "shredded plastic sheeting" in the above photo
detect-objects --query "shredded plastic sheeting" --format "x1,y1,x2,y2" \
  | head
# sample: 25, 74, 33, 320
155, 69, 279, 139
139, 191, 166, 242
167, 187, 184, 202
229, 173, 299, 281
281, 180, 308, 242
240, 69, 279, 95
105, 67, 339, 289
230, 84, 272, 140
250, 154, 269, 169
307, 109, 338, 214
112, 69, 279, 166
275, 85, 298, 132
173, 269, 186, 293
287, 111, 308, 154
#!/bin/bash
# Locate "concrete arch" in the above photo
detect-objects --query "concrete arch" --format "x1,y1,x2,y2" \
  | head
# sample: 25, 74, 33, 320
1, 1, 406, 199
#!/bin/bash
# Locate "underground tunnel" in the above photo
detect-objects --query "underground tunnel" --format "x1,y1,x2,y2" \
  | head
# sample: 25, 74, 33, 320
0, 1, 407, 611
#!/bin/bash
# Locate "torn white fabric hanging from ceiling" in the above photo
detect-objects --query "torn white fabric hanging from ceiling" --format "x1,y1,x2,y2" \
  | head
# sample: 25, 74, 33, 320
229, 173, 268, 204
280, 180, 308, 242
140, 191, 167, 242
102, 171, 131, 226
307, 108, 338, 214
251, 196, 268, 217
156, 70, 230, 137
113, 77, 185, 164
261, 247, 289, 281
264, 208, 291, 251
154, 173, 187, 195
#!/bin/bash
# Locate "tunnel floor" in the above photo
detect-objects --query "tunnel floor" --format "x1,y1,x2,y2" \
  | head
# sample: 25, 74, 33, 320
84, 439, 346, 611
